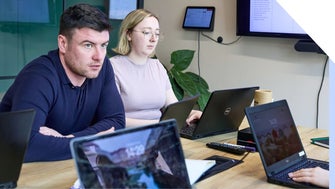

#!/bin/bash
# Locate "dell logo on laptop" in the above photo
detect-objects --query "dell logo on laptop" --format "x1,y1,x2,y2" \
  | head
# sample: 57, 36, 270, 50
224, 107, 232, 115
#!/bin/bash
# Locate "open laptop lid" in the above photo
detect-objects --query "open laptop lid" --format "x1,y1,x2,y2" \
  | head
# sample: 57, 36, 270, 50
160, 95, 199, 130
245, 100, 307, 176
0, 109, 36, 188
190, 86, 259, 139
70, 119, 191, 189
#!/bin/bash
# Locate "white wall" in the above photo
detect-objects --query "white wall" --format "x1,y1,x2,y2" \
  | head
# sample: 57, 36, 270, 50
144, 0, 329, 129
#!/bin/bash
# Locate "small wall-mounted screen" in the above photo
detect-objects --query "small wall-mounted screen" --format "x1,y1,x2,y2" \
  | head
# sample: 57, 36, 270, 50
182, 6, 215, 31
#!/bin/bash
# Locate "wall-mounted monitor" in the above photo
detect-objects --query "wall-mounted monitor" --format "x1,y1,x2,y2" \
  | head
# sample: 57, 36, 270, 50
236, 0, 311, 39
182, 6, 215, 31
107, 0, 144, 20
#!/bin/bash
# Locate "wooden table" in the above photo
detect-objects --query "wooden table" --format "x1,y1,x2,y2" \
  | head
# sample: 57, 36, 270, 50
18, 124, 328, 189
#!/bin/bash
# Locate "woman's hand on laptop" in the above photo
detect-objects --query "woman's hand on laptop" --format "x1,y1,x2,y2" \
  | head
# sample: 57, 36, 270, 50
288, 167, 329, 188
186, 110, 202, 125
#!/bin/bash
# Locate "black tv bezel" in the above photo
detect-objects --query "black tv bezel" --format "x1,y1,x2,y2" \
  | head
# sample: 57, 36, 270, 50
236, 0, 311, 39
106, 0, 144, 20
182, 6, 215, 31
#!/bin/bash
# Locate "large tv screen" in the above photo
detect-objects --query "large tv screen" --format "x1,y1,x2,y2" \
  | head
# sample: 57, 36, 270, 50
236, 0, 311, 39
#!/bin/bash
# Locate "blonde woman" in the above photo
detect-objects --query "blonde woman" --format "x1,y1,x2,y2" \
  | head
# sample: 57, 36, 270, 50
110, 9, 201, 127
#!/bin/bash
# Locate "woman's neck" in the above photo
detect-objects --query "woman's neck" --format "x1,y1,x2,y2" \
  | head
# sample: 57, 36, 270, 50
127, 53, 148, 65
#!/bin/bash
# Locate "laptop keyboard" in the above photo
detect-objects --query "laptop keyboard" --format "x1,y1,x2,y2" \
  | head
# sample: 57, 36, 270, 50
274, 159, 329, 180
180, 125, 196, 136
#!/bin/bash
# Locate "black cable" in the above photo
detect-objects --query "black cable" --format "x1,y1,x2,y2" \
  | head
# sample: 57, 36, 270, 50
197, 31, 201, 78
201, 32, 242, 45
316, 55, 329, 129
196, 32, 241, 78
240, 151, 250, 161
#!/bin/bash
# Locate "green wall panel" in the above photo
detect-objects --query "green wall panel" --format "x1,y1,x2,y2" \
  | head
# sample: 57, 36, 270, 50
0, 0, 121, 92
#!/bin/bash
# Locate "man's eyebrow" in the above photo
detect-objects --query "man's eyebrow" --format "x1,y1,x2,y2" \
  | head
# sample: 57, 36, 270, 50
80, 40, 109, 44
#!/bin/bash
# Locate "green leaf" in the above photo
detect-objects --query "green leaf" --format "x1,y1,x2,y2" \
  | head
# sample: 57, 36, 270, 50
165, 49, 211, 110
171, 69, 198, 96
170, 50, 195, 71
197, 88, 211, 111
185, 74, 210, 110
171, 81, 184, 101
185, 72, 209, 90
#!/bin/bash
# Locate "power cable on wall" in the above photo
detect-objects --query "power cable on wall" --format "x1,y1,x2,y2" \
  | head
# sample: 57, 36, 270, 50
198, 31, 327, 129
197, 31, 201, 79
201, 32, 242, 45
196, 31, 242, 77
316, 55, 329, 129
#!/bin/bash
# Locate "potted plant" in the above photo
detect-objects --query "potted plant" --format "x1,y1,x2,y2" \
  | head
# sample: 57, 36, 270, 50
164, 49, 211, 111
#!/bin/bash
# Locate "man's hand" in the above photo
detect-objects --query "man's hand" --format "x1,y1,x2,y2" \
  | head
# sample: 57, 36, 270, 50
95, 127, 115, 136
39, 126, 64, 137
39, 126, 115, 138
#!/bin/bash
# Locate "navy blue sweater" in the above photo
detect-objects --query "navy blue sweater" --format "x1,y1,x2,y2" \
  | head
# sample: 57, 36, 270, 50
0, 50, 125, 162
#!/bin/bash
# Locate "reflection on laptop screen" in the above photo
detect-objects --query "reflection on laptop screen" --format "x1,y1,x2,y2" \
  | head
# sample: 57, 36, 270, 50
71, 120, 191, 189
250, 105, 304, 167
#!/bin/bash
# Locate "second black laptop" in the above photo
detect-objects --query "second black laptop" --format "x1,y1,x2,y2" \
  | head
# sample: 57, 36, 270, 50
180, 86, 259, 140
160, 95, 199, 131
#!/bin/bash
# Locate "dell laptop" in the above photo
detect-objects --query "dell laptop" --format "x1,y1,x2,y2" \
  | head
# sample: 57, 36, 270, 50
160, 95, 199, 131
245, 99, 329, 188
70, 119, 191, 189
0, 109, 36, 188
180, 86, 259, 140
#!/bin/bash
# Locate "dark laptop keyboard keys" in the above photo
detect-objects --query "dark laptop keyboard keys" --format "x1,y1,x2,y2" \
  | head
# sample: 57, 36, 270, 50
180, 125, 196, 136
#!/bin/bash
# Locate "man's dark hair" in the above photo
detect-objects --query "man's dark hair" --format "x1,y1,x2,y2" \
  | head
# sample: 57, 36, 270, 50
59, 3, 111, 39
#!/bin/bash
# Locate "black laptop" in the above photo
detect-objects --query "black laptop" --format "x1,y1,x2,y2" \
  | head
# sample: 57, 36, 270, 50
180, 86, 259, 139
0, 109, 36, 188
160, 95, 199, 130
245, 99, 329, 188
70, 119, 191, 189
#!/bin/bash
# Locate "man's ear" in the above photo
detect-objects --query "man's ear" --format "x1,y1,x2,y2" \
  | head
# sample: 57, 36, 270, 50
58, 35, 67, 53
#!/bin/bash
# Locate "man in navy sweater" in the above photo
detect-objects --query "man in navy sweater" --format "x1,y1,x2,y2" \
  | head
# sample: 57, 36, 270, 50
0, 4, 125, 162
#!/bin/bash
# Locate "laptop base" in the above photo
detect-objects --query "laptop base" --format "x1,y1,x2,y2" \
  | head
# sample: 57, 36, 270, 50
268, 178, 324, 188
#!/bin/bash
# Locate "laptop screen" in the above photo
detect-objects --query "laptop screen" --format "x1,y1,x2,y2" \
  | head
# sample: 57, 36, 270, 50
71, 120, 191, 189
0, 109, 36, 188
246, 100, 305, 168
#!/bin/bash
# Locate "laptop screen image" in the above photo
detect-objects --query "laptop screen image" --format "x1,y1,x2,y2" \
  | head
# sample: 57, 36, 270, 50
70, 119, 191, 189
246, 101, 304, 169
